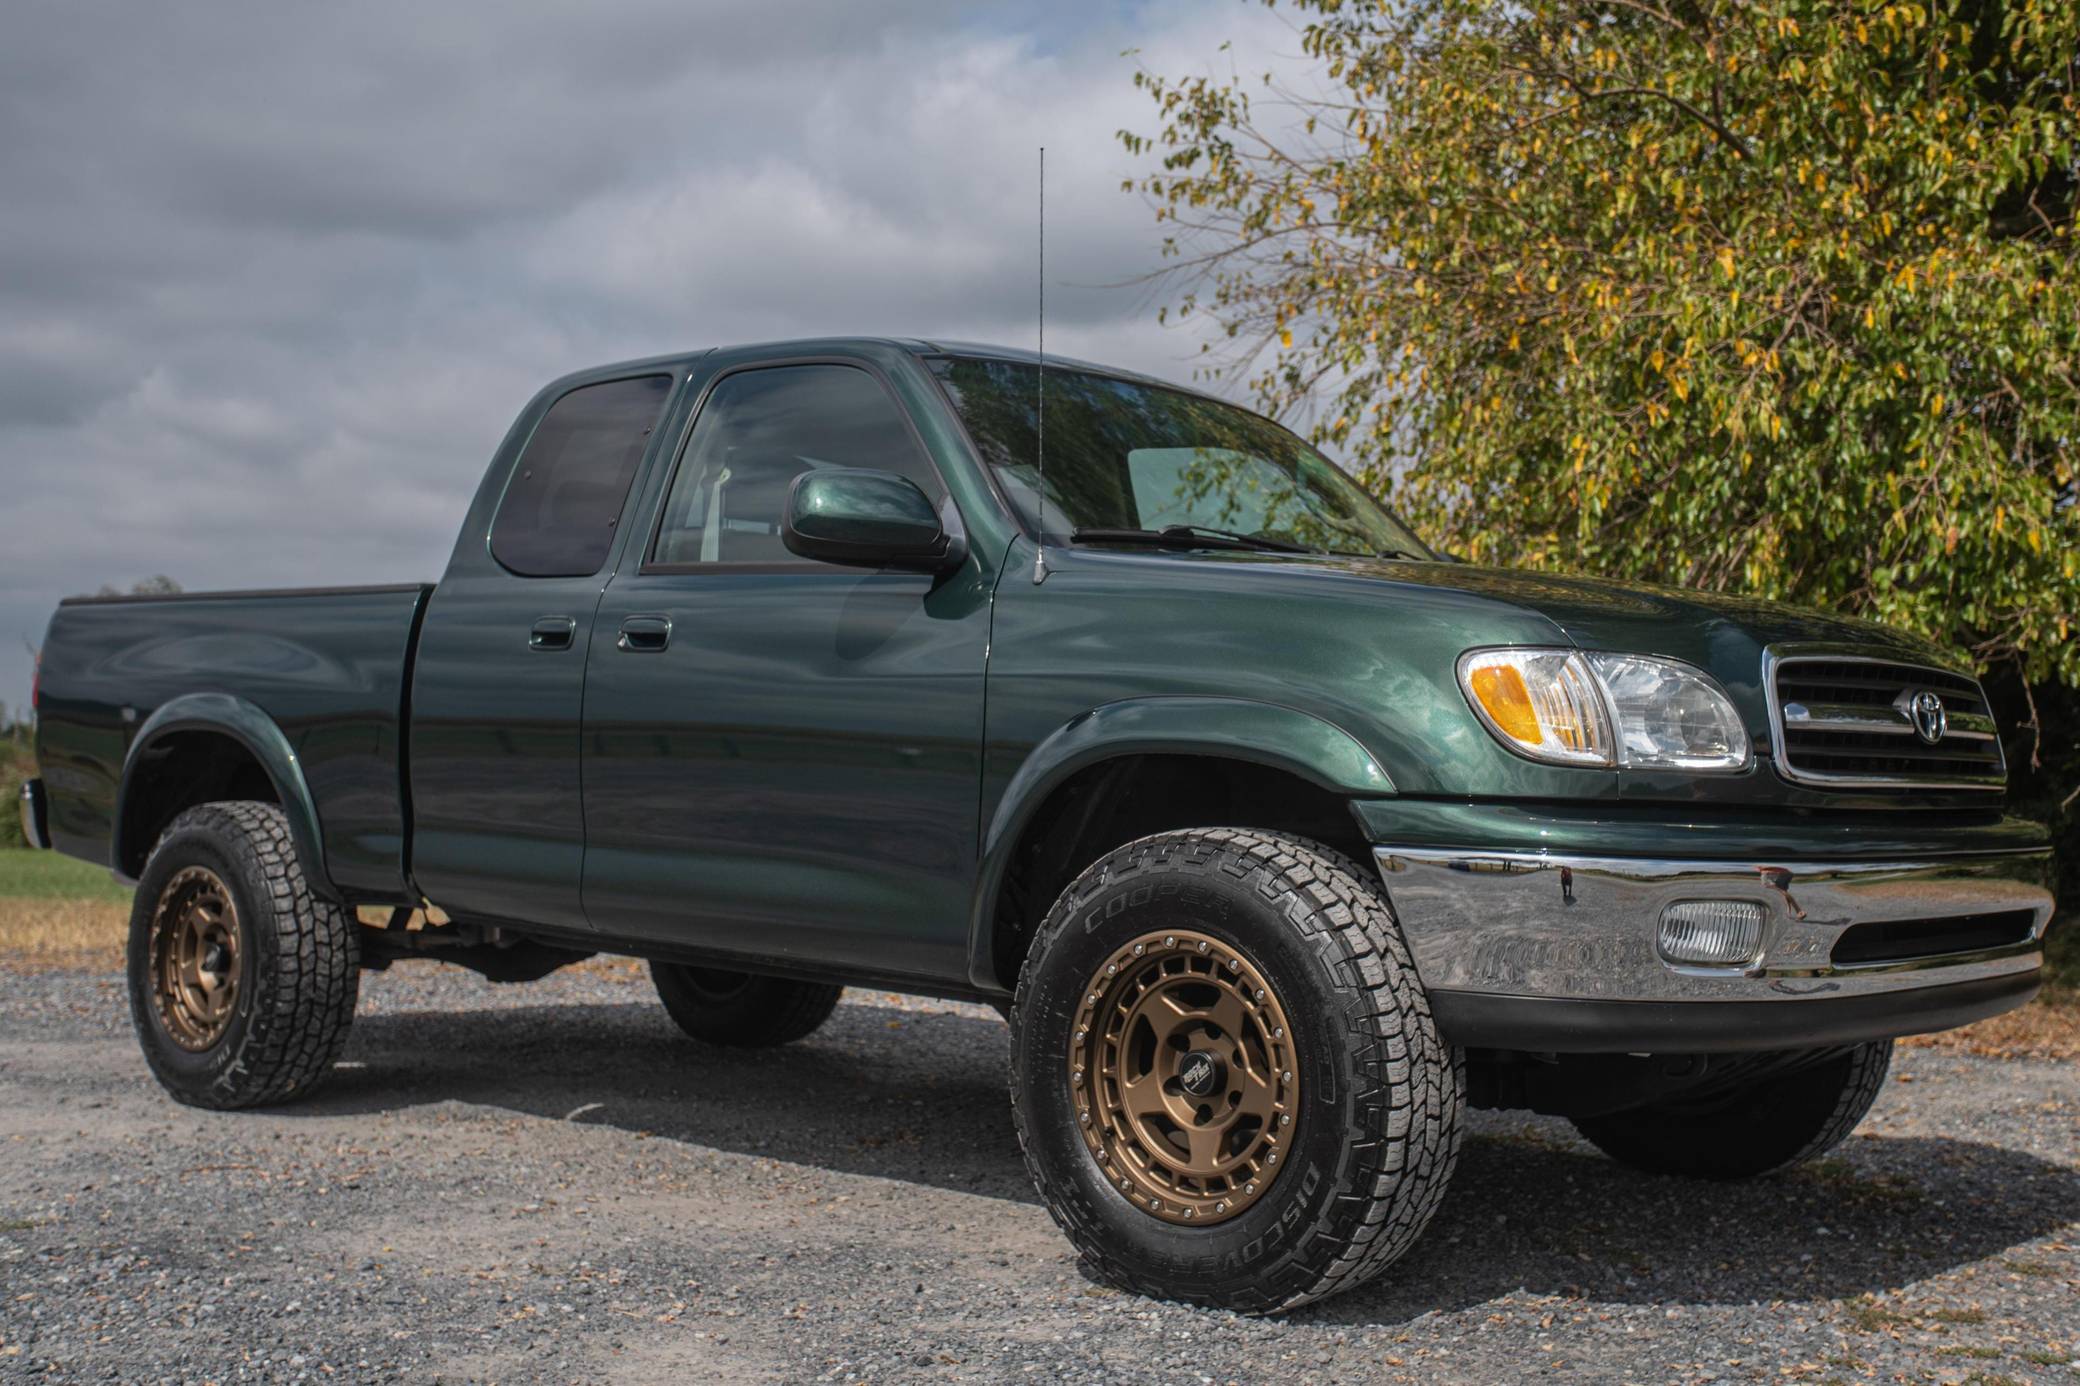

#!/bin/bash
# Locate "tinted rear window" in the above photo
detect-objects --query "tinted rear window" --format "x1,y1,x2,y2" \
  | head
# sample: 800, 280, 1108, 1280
491, 375, 674, 577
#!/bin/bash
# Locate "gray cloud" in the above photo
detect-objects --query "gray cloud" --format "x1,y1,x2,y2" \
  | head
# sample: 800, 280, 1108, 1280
0, 0, 1309, 715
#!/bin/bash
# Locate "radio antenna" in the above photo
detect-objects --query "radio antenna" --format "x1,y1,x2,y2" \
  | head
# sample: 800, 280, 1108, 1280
1032, 144, 1049, 584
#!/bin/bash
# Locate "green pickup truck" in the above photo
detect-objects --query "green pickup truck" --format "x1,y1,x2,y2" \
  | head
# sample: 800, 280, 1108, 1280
23, 338, 2055, 1311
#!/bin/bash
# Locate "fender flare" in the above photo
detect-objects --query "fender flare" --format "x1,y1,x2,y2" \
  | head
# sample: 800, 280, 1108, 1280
114, 692, 336, 900
965, 696, 1395, 991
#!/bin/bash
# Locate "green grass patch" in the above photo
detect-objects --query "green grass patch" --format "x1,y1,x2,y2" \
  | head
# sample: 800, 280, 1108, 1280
1842, 1298, 1912, 1333
1932, 1308, 1990, 1326
0, 849, 132, 902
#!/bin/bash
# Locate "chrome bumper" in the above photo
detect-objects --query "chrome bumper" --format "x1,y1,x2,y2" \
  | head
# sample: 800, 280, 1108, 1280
1374, 846, 2053, 1049
18, 776, 50, 851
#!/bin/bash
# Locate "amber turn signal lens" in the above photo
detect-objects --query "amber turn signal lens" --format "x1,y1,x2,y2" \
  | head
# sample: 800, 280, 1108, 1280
1468, 664, 1540, 744
1456, 648, 1616, 766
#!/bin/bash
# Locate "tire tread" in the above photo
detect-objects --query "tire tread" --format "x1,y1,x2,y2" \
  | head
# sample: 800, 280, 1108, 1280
1010, 827, 1463, 1312
130, 801, 358, 1109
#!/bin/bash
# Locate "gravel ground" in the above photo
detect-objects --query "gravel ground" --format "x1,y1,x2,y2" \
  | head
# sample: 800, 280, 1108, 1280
0, 962, 2074, 1384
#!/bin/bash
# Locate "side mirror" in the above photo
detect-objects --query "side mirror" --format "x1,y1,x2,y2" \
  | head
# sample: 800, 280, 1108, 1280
782, 469, 963, 573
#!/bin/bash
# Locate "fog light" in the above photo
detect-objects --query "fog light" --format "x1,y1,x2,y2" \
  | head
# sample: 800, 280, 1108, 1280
1657, 900, 1765, 969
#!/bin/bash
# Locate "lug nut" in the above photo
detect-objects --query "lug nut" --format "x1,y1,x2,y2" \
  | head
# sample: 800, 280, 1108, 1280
1214, 1201, 1228, 1213
1254, 989, 1265, 1001
1197, 941, 1210, 953
1163, 936, 1176, 948
1106, 964, 1117, 976
1281, 1113, 1292, 1127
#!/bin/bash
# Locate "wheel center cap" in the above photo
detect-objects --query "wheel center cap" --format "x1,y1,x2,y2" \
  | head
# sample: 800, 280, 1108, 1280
1178, 1050, 1224, 1098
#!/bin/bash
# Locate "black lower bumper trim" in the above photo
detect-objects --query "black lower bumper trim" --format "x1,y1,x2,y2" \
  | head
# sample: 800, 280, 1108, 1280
1429, 969, 2040, 1054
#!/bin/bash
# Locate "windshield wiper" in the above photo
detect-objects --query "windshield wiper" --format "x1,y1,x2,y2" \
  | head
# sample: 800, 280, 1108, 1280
1069, 524, 1316, 555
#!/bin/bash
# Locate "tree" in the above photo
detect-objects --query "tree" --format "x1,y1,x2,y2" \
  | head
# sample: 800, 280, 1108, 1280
91, 576, 183, 598
1123, 0, 2078, 701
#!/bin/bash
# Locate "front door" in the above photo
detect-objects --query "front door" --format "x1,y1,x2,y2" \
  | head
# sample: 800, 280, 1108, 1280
580, 356, 991, 982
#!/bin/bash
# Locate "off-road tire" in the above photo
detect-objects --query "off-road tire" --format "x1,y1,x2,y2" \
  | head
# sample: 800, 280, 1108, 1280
126, 801, 360, 1109
1571, 1041, 1894, 1180
650, 963, 842, 1047
1010, 828, 1463, 1313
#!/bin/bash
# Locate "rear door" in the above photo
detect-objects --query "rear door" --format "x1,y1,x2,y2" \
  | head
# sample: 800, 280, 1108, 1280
410, 372, 679, 929
579, 351, 991, 982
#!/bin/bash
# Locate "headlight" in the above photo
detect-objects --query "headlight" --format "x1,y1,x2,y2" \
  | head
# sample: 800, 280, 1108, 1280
1458, 648, 1751, 771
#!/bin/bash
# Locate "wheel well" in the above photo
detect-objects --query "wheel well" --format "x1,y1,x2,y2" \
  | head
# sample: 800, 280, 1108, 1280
118, 731, 281, 877
988, 754, 1373, 992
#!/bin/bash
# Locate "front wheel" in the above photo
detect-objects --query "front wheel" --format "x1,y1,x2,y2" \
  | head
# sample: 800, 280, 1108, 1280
1011, 829, 1462, 1313
1571, 1041, 1894, 1180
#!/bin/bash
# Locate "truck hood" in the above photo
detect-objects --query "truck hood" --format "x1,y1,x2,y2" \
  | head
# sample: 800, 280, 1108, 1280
1344, 558, 1956, 729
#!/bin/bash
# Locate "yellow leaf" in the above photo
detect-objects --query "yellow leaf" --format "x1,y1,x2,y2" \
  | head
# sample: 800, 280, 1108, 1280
1279, 327, 1293, 350
1716, 246, 1736, 279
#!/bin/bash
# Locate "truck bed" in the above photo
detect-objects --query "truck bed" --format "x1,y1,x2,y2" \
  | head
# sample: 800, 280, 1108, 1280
36, 584, 432, 898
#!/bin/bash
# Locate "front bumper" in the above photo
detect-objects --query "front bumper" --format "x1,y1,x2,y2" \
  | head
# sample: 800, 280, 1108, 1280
18, 777, 49, 851
1374, 846, 2054, 1053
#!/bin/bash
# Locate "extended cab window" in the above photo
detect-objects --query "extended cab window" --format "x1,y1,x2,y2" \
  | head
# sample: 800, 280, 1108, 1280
491, 374, 673, 577
652, 364, 941, 567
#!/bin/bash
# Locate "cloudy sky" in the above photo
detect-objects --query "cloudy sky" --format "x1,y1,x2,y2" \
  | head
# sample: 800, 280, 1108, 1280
0, 0, 1314, 717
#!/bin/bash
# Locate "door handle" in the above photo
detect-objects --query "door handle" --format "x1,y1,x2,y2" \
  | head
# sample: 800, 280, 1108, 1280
617, 614, 672, 653
528, 616, 576, 651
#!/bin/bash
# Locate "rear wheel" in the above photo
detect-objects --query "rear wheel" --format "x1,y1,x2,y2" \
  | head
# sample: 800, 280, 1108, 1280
1571, 1041, 1894, 1180
1011, 828, 1462, 1313
126, 801, 359, 1109
650, 962, 842, 1047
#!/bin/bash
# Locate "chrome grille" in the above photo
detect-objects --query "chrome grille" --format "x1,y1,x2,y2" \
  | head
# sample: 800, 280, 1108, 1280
1767, 652, 2006, 789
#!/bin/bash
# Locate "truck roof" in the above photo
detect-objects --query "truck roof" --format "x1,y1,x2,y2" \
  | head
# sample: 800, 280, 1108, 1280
555, 337, 1206, 402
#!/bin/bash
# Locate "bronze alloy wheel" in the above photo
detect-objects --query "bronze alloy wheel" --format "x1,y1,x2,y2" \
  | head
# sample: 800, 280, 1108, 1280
1069, 928, 1300, 1226
148, 865, 243, 1051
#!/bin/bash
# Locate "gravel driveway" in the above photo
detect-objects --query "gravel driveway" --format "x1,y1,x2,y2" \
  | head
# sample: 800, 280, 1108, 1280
1, 963, 2074, 1383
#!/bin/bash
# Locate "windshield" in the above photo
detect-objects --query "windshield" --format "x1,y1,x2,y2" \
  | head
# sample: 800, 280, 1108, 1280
930, 356, 1432, 559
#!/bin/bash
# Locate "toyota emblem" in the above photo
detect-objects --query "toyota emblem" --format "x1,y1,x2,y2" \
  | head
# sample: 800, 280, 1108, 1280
1908, 689, 1947, 744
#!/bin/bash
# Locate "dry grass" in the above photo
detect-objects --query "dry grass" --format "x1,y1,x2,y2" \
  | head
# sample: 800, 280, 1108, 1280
1901, 990, 2080, 1061
0, 893, 653, 982
0, 897, 130, 972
